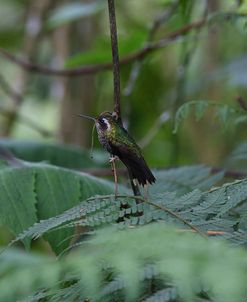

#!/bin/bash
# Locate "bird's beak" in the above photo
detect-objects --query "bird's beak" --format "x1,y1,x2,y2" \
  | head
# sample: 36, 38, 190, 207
77, 114, 96, 122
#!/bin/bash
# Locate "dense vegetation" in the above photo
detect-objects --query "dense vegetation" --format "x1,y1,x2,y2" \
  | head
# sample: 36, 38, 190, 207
1, 0, 247, 301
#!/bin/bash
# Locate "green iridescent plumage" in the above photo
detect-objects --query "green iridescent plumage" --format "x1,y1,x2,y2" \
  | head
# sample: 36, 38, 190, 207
78, 111, 155, 186
104, 118, 142, 157
94, 111, 155, 186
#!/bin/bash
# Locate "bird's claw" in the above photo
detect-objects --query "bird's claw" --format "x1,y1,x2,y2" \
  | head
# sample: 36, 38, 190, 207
109, 156, 118, 163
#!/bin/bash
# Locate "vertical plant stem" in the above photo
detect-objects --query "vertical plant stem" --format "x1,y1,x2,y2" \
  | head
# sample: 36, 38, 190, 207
110, 156, 118, 198
107, 0, 122, 124
107, 0, 141, 196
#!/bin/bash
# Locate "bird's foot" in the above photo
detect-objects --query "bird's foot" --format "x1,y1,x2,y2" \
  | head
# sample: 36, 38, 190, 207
109, 155, 118, 163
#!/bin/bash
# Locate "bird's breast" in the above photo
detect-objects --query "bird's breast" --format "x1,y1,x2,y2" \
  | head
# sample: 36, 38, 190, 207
98, 132, 114, 154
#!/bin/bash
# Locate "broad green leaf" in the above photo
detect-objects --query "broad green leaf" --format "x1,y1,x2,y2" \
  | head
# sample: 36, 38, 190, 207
65, 30, 146, 67
238, 2, 247, 13
0, 139, 105, 169
0, 168, 37, 248
0, 29, 22, 48
179, 0, 193, 22
34, 166, 81, 254
65, 49, 111, 67
0, 163, 114, 254
154, 0, 175, 5
34, 165, 114, 254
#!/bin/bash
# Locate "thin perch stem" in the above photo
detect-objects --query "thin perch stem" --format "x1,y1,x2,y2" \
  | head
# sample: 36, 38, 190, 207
107, 0, 141, 197
107, 0, 121, 123
110, 156, 118, 198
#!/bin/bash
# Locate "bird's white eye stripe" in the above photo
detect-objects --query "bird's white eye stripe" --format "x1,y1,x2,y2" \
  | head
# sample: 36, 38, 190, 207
102, 118, 110, 129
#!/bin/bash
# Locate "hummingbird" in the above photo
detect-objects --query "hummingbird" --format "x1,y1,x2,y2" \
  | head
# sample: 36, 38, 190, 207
79, 111, 156, 186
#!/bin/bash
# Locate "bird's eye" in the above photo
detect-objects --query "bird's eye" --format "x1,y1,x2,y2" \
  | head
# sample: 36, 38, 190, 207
98, 117, 109, 129
98, 118, 105, 125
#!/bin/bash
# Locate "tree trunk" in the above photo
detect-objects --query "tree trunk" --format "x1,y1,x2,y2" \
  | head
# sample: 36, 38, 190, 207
57, 1, 99, 147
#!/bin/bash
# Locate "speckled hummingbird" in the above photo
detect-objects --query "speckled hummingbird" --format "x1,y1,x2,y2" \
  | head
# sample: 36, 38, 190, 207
79, 111, 156, 186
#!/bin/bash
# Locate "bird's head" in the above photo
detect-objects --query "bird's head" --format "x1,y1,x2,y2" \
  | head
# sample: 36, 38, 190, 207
78, 111, 117, 133
96, 111, 117, 133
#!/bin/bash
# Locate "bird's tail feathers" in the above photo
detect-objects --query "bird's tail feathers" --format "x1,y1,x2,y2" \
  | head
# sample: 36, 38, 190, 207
122, 155, 155, 186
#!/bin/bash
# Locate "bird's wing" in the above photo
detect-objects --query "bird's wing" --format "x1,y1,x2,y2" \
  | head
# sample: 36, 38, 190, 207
112, 126, 141, 155
109, 141, 155, 186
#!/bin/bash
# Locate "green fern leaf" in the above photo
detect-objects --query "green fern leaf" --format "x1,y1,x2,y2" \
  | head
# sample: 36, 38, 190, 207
173, 100, 238, 133
143, 288, 178, 302
215, 105, 235, 129
151, 165, 222, 195
228, 140, 247, 162
4, 224, 247, 302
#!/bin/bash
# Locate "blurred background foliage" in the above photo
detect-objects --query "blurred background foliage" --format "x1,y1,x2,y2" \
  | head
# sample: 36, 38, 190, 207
1, 1, 247, 300
0, 0, 246, 170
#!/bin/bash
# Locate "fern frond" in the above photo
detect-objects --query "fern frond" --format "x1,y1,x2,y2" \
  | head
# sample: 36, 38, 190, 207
9, 195, 119, 244
173, 100, 240, 133
150, 165, 223, 196
51, 282, 82, 302
229, 140, 247, 162
143, 288, 178, 302
11, 173, 247, 248
3, 224, 247, 302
